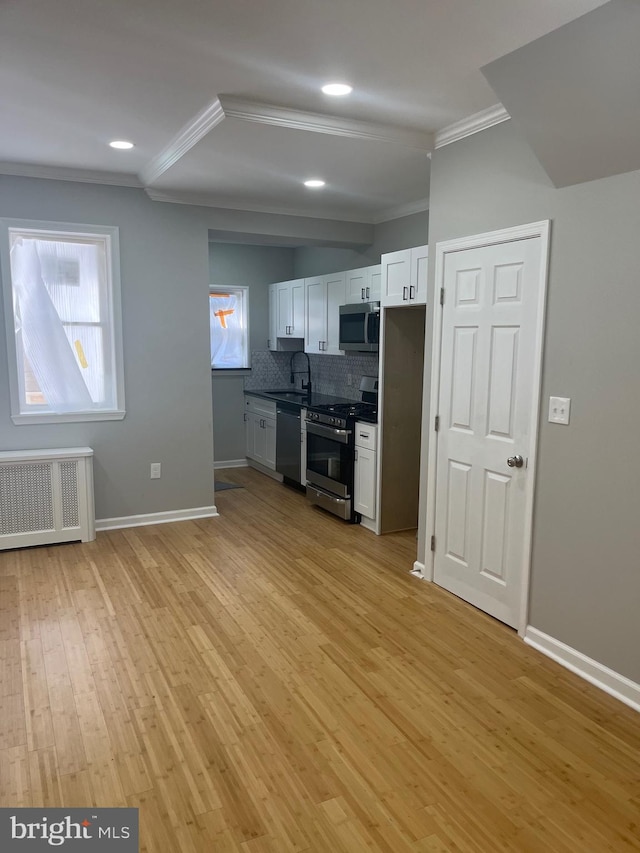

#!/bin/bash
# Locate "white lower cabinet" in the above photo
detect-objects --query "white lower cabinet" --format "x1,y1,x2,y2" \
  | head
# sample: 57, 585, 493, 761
354, 422, 377, 520
245, 396, 277, 470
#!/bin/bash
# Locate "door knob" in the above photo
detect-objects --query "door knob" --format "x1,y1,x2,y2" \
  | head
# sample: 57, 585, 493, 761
507, 455, 524, 468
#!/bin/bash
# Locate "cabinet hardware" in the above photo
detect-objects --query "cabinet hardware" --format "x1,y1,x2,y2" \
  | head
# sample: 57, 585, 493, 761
243, 413, 247, 422
440, 287, 444, 306
361, 287, 365, 300
403, 286, 408, 301
355, 449, 358, 461
366, 287, 370, 299
434, 415, 440, 431
431, 535, 436, 552
409, 285, 415, 300
360, 432, 370, 439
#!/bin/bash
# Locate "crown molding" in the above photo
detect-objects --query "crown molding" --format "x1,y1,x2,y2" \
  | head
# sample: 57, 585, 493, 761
373, 197, 430, 225
434, 104, 510, 149
145, 187, 380, 224
138, 98, 226, 186
0, 161, 142, 188
218, 96, 433, 151
139, 95, 432, 189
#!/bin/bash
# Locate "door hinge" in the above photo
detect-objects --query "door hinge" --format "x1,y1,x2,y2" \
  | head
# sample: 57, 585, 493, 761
440, 287, 444, 306
434, 415, 440, 431
430, 535, 436, 552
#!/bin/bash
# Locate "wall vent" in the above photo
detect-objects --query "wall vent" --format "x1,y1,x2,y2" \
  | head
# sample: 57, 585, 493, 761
0, 448, 95, 550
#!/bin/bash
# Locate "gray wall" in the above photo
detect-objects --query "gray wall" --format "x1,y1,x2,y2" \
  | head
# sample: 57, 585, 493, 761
0, 176, 215, 520
209, 243, 294, 463
421, 120, 640, 683
293, 210, 429, 277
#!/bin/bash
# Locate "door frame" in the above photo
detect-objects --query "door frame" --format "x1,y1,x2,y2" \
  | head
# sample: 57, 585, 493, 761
424, 220, 551, 636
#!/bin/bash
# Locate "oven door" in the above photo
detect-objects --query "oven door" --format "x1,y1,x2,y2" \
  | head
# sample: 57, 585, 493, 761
306, 420, 354, 498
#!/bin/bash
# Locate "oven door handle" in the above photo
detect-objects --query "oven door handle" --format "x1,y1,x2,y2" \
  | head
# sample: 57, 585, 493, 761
306, 421, 352, 443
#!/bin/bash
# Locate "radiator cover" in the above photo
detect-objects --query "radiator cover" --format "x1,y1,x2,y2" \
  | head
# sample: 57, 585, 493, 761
0, 447, 95, 550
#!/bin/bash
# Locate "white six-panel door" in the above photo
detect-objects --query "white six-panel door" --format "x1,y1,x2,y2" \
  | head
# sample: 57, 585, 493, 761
431, 227, 548, 629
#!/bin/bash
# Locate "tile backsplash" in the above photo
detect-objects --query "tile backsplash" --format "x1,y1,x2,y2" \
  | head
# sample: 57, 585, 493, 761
245, 350, 379, 400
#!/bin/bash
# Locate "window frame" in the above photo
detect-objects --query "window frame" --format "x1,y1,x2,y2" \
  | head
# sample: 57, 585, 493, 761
209, 285, 251, 372
0, 218, 126, 424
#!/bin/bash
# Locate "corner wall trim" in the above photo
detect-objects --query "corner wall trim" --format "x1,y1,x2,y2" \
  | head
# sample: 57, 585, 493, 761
524, 626, 640, 714
96, 505, 219, 532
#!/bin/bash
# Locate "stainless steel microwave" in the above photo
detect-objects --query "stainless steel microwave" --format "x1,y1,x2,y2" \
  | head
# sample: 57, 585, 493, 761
339, 302, 380, 352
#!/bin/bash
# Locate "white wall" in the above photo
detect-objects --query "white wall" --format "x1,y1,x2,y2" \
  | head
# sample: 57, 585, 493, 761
0, 176, 218, 520
421, 120, 640, 683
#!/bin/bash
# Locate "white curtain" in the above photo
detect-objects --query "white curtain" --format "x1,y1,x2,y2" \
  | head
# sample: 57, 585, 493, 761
210, 292, 246, 368
10, 238, 94, 413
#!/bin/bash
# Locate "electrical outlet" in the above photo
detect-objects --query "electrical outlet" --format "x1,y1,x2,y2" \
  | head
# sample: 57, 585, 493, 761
150, 462, 161, 479
548, 396, 571, 425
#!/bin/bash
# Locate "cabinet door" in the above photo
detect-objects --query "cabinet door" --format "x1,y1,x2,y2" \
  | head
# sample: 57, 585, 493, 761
367, 265, 381, 301
245, 411, 259, 461
354, 446, 377, 519
305, 277, 325, 354
263, 416, 276, 469
268, 283, 278, 350
381, 249, 411, 307
345, 268, 368, 303
410, 245, 428, 304
290, 279, 305, 337
323, 272, 345, 355
276, 281, 291, 336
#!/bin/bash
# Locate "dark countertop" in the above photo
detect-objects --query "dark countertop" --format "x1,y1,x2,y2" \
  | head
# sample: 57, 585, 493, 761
244, 388, 356, 409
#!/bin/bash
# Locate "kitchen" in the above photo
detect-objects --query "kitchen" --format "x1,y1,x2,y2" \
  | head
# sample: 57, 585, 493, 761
211, 232, 427, 536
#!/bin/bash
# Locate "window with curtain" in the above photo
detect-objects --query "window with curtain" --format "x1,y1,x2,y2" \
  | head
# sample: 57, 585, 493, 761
0, 219, 125, 423
209, 286, 250, 369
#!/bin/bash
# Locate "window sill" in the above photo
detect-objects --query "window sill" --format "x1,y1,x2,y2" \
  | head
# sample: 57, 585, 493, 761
211, 369, 251, 378
11, 409, 126, 425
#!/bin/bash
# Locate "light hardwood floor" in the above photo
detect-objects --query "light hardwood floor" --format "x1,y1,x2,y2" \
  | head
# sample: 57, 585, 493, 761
1, 466, 639, 851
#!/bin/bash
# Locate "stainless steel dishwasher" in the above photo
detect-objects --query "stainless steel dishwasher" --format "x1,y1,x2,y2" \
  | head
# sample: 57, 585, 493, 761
275, 402, 302, 485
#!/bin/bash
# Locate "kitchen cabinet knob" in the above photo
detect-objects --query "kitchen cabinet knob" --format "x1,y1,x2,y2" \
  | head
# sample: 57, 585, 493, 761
403, 286, 408, 301
409, 285, 415, 300
361, 288, 365, 300
366, 287, 370, 299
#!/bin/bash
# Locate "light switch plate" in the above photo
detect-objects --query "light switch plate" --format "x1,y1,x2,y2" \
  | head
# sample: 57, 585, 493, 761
548, 396, 571, 425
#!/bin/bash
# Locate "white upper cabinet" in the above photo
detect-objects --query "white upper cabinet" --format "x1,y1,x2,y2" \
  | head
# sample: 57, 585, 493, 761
380, 245, 428, 307
268, 282, 278, 351
345, 265, 381, 303
276, 278, 305, 338
304, 272, 345, 356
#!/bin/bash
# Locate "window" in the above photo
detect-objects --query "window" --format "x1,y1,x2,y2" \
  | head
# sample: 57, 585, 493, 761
209, 286, 249, 370
0, 219, 125, 424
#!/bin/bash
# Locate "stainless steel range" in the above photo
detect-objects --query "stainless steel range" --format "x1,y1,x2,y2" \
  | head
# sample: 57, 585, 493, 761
305, 377, 377, 522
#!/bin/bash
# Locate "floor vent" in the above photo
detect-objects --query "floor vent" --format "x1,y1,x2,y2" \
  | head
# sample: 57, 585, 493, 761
0, 448, 95, 550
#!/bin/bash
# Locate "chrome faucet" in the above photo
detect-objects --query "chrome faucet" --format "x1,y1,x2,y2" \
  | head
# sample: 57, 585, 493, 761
290, 350, 312, 397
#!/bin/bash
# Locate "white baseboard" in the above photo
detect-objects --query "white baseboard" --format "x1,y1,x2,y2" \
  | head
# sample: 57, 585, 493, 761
524, 626, 640, 714
214, 459, 248, 469
411, 560, 426, 578
96, 505, 219, 532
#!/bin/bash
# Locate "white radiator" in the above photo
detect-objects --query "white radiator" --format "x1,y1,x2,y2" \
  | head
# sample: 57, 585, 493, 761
0, 447, 95, 550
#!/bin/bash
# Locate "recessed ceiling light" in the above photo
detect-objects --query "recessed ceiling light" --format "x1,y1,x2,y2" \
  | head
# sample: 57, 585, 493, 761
109, 140, 134, 150
321, 83, 352, 97
304, 179, 326, 188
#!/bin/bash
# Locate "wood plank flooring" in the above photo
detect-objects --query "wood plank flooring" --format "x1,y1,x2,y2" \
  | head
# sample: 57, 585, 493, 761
1, 466, 639, 851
